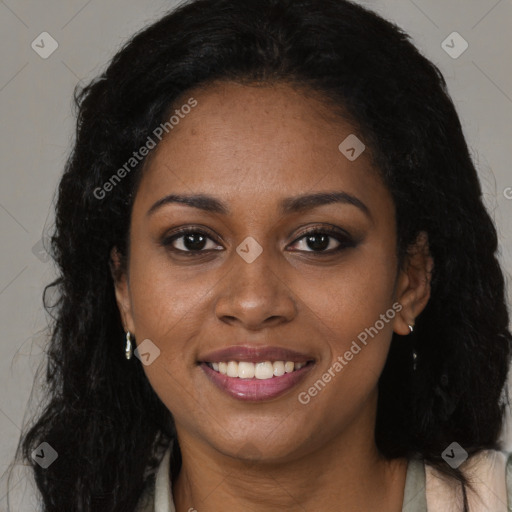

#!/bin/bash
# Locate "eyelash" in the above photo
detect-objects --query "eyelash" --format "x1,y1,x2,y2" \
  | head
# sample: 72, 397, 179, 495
161, 226, 356, 256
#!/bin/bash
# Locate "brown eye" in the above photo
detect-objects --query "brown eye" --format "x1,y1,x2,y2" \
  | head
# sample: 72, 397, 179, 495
289, 227, 356, 253
301, 233, 333, 251
162, 228, 223, 254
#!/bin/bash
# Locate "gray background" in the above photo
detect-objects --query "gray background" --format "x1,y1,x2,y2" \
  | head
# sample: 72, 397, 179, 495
1, 0, 511, 509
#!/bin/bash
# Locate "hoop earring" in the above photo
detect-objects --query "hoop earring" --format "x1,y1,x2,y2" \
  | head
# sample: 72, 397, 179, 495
408, 324, 415, 333
125, 331, 133, 360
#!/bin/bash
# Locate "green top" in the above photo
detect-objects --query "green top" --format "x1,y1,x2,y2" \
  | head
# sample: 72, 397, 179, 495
402, 458, 427, 511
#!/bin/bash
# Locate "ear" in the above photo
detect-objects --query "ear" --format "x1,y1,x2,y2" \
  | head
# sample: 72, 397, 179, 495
110, 247, 135, 334
393, 231, 434, 335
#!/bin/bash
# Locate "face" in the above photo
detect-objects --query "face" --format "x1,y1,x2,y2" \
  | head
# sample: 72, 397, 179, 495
113, 81, 430, 464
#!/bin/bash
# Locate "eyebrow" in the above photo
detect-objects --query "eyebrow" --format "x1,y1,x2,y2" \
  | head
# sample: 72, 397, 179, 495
147, 191, 371, 219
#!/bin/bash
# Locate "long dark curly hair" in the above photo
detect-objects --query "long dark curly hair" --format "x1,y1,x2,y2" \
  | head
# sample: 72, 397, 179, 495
5, 0, 511, 510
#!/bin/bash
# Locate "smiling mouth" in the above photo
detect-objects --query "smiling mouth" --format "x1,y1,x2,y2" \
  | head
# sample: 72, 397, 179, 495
205, 360, 313, 379
197, 345, 316, 401
200, 359, 315, 402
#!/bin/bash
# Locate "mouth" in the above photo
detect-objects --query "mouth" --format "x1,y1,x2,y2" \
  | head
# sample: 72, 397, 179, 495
198, 345, 316, 401
204, 360, 311, 378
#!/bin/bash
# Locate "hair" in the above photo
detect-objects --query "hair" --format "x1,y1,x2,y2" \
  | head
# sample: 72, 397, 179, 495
4, 0, 511, 510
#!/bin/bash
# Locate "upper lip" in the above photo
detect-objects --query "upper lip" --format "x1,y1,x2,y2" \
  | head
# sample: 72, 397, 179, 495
198, 345, 315, 364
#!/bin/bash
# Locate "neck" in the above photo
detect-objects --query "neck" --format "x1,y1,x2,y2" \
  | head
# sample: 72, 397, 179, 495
172, 396, 408, 512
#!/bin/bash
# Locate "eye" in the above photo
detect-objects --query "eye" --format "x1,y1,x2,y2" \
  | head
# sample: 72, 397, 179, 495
289, 226, 356, 253
161, 228, 223, 255
161, 225, 356, 256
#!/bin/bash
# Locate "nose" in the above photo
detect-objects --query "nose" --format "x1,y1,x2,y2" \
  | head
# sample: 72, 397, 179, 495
214, 248, 298, 330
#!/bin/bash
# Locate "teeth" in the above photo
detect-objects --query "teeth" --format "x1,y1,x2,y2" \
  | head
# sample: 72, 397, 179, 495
207, 360, 309, 379
227, 361, 238, 377
273, 361, 285, 376
255, 361, 274, 379
238, 361, 255, 379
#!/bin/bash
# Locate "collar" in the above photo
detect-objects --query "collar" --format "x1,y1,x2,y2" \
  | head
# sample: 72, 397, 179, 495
154, 443, 175, 512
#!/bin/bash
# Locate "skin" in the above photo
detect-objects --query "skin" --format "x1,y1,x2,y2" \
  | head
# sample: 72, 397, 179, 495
112, 81, 433, 512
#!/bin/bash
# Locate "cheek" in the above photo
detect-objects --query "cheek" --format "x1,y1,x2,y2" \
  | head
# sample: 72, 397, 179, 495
127, 250, 210, 421
125, 252, 207, 409
128, 242, 206, 337
296, 241, 398, 392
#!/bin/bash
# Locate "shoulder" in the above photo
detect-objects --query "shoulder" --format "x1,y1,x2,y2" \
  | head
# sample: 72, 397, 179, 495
425, 449, 511, 511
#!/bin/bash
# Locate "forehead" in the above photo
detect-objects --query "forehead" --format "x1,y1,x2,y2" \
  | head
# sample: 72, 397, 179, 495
133, 81, 391, 219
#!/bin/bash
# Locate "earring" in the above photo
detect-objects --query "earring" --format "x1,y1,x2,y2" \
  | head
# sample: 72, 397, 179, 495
409, 323, 417, 370
125, 331, 133, 360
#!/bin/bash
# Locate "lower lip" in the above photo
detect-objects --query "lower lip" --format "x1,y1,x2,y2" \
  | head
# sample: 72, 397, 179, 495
200, 362, 314, 402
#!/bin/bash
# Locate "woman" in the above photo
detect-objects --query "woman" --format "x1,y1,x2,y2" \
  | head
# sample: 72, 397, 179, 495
6, 0, 512, 510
